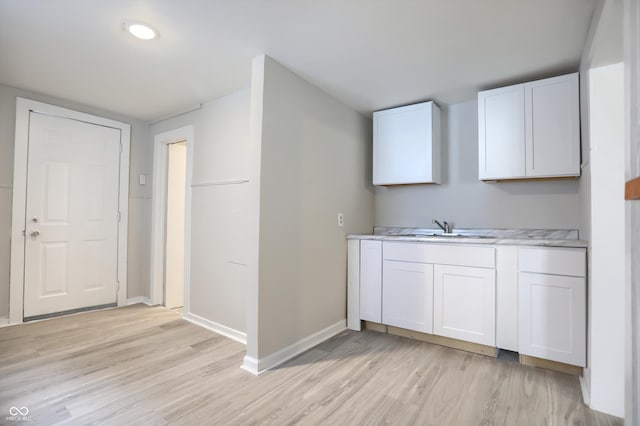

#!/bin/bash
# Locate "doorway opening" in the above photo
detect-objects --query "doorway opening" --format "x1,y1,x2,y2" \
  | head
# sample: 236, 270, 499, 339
164, 141, 187, 309
150, 126, 193, 312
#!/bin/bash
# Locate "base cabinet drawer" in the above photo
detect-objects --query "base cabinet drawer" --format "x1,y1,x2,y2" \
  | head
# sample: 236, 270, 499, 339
519, 247, 585, 277
382, 260, 434, 333
519, 272, 586, 366
433, 265, 496, 346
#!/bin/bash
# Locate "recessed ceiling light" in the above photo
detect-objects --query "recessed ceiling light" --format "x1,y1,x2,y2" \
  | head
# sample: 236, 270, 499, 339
124, 20, 158, 40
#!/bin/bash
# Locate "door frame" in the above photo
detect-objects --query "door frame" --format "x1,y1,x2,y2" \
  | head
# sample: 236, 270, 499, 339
9, 98, 131, 324
150, 126, 194, 309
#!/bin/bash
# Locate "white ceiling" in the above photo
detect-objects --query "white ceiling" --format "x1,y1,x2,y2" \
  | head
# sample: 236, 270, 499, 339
0, 0, 598, 121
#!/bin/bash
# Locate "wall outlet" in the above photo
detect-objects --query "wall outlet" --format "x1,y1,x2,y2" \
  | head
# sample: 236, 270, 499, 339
338, 213, 344, 227
139, 174, 146, 185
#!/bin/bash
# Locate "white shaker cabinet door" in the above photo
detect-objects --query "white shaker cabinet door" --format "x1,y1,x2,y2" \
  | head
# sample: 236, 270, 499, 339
478, 84, 526, 180
525, 73, 580, 177
359, 240, 382, 323
373, 101, 441, 185
478, 72, 580, 181
433, 265, 496, 346
382, 260, 434, 333
519, 272, 586, 366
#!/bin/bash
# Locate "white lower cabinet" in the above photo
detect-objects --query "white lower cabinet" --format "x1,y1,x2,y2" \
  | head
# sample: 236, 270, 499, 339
519, 272, 586, 366
349, 238, 587, 370
382, 260, 434, 333
433, 265, 496, 346
360, 240, 382, 323
518, 247, 586, 367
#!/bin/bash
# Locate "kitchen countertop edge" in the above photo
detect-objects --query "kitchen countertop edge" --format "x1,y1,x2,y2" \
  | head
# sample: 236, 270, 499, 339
346, 234, 588, 248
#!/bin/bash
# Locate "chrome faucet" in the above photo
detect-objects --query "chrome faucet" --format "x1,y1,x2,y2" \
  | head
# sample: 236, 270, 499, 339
433, 219, 451, 234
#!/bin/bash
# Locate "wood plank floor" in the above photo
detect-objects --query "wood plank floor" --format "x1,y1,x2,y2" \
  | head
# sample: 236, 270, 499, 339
0, 305, 622, 425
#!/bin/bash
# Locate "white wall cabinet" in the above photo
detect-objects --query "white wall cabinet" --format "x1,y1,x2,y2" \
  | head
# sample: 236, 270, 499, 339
433, 265, 496, 346
382, 260, 434, 333
373, 101, 441, 185
359, 240, 382, 323
518, 247, 586, 366
478, 72, 580, 180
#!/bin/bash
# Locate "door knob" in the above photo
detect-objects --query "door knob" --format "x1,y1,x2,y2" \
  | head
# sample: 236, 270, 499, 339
30, 231, 40, 237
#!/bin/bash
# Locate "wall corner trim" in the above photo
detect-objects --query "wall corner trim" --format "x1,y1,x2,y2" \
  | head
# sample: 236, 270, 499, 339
245, 319, 347, 376
580, 375, 591, 407
183, 311, 247, 345
241, 355, 260, 375
126, 297, 152, 306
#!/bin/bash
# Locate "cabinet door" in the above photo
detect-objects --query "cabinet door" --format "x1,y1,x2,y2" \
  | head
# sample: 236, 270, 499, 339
478, 84, 526, 180
382, 260, 434, 333
525, 73, 580, 177
519, 272, 586, 366
433, 265, 496, 346
359, 240, 382, 323
373, 101, 440, 185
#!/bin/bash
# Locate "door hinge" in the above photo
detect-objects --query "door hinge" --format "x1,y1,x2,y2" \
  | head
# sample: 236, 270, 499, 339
117, 211, 121, 222
119, 142, 123, 153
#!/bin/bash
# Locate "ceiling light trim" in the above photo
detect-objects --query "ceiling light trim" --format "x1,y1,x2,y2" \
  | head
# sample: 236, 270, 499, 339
124, 20, 159, 40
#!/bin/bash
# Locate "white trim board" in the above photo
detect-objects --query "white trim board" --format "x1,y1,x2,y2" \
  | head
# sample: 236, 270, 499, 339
191, 179, 249, 187
0, 317, 9, 328
183, 312, 247, 345
580, 375, 591, 407
9, 98, 130, 325
126, 297, 153, 306
241, 320, 347, 376
150, 126, 194, 309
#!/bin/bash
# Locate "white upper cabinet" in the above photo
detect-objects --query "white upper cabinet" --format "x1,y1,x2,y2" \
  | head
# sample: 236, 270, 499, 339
373, 101, 441, 185
478, 72, 580, 180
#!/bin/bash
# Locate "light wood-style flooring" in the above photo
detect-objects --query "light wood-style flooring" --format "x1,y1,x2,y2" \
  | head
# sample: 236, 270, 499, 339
0, 305, 622, 425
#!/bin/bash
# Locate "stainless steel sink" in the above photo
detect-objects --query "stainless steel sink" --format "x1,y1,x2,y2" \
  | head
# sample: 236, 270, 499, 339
399, 233, 495, 239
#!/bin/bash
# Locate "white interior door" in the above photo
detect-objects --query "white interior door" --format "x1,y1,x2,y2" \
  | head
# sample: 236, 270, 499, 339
165, 141, 186, 309
23, 112, 121, 319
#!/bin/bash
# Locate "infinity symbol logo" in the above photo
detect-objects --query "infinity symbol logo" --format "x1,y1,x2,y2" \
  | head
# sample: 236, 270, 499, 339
9, 406, 29, 416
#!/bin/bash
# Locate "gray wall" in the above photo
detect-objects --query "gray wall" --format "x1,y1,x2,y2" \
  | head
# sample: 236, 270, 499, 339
0, 83, 152, 319
374, 100, 582, 231
149, 89, 251, 334
249, 56, 375, 359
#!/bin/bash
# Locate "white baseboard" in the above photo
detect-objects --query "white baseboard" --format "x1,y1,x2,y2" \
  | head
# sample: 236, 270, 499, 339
242, 319, 346, 376
0, 317, 10, 328
183, 311, 247, 345
126, 297, 152, 306
241, 355, 259, 375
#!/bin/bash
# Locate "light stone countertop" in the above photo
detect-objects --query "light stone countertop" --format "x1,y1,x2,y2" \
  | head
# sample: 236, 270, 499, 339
347, 227, 587, 248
